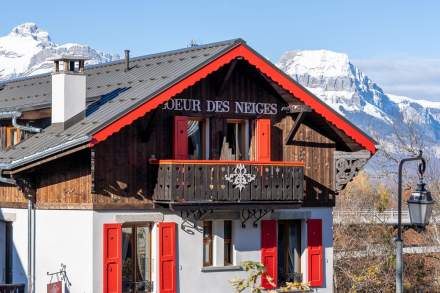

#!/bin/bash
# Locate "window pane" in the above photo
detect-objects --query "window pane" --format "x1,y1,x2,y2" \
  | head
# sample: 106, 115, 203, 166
224, 121, 248, 160
224, 221, 233, 266
122, 227, 134, 292
136, 226, 151, 291
203, 221, 212, 266
188, 120, 203, 160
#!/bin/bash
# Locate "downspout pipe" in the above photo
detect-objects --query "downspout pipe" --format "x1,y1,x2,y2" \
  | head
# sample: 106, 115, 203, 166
0, 169, 33, 293
0, 111, 41, 133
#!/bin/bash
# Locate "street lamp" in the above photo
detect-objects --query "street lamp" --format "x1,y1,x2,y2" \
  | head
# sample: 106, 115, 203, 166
396, 150, 434, 293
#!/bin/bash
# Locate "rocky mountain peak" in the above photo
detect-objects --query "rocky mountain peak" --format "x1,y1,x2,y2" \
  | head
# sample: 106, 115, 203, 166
8, 23, 51, 44
278, 49, 351, 78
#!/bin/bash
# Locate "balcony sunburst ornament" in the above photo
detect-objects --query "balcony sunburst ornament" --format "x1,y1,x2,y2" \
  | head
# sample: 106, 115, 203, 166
225, 164, 256, 191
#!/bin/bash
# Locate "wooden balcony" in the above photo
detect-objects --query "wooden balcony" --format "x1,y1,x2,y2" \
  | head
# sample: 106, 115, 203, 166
149, 160, 304, 207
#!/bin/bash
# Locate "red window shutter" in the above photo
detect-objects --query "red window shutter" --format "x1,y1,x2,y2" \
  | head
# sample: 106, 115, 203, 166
307, 219, 323, 287
103, 223, 122, 293
173, 116, 188, 159
261, 220, 277, 289
256, 119, 271, 162
159, 222, 177, 293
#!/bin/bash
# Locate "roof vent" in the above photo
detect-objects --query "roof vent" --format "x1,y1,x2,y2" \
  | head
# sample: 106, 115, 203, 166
189, 40, 199, 47
124, 49, 130, 71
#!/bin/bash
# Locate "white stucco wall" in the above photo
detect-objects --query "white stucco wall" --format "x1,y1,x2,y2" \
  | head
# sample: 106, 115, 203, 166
2, 207, 333, 293
0, 220, 5, 283
0, 208, 29, 285
0, 208, 94, 293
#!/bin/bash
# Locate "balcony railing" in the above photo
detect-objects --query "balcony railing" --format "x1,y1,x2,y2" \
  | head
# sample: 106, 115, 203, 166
0, 284, 25, 293
149, 160, 304, 204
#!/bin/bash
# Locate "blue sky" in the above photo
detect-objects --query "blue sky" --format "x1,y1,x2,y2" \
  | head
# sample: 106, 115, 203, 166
2, 0, 440, 100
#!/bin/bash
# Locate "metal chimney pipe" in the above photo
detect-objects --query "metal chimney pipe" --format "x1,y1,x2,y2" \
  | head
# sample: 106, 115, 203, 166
124, 49, 130, 71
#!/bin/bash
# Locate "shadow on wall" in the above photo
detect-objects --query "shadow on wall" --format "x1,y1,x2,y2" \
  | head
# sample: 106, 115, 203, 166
0, 209, 26, 287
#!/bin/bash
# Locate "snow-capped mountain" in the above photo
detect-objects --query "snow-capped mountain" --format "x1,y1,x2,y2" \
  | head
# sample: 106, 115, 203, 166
0, 23, 119, 80
277, 50, 440, 156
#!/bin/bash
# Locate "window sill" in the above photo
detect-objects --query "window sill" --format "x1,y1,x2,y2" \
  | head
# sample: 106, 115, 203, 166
201, 265, 243, 272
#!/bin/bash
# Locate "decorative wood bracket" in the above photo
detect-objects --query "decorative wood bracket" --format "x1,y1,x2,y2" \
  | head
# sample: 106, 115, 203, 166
240, 208, 273, 228
181, 209, 212, 222
334, 150, 371, 192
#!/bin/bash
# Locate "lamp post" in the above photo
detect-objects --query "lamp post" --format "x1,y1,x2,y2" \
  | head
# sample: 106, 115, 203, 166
396, 150, 434, 293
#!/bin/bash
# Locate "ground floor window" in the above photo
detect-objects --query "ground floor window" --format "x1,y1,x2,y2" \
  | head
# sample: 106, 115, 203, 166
278, 220, 302, 284
224, 220, 233, 265
122, 223, 152, 293
203, 220, 235, 267
203, 221, 213, 267
0, 221, 12, 284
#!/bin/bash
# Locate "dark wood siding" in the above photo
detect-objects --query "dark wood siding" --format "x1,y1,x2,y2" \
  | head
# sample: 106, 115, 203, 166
0, 60, 337, 209
276, 117, 335, 205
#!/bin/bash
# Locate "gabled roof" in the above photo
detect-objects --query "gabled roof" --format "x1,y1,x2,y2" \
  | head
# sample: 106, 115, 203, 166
0, 39, 376, 171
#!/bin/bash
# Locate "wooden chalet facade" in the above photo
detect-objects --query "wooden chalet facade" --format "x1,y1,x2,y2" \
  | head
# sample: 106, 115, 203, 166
0, 39, 376, 293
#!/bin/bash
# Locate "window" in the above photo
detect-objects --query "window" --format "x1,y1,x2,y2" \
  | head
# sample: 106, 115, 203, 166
0, 221, 12, 284
203, 221, 213, 267
187, 119, 205, 160
173, 116, 209, 160
224, 221, 233, 266
122, 223, 152, 293
222, 120, 249, 160
0, 127, 21, 150
278, 220, 302, 284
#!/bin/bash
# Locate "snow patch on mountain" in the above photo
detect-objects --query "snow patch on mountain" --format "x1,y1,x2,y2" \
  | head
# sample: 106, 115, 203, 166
0, 23, 119, 81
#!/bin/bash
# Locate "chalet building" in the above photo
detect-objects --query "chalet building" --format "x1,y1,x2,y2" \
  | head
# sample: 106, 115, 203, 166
0, 39, 376, 292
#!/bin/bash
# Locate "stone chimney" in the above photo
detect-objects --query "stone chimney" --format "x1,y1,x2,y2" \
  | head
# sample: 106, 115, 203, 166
50, 56, 88, 128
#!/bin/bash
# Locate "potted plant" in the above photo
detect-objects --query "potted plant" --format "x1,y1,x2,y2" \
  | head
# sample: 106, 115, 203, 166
230, 261, 312, 293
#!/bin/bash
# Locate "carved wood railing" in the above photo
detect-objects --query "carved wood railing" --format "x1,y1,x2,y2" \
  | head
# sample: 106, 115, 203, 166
0, 284, 25, 293
149, 160, 304, 204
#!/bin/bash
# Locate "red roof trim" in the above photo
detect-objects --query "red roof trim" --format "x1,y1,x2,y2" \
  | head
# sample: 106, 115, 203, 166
91, 44, 377, 154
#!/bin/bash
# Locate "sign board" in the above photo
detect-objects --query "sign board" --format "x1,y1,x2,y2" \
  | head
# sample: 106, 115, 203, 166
162, 98, 278, 115
47, 281, 63, 293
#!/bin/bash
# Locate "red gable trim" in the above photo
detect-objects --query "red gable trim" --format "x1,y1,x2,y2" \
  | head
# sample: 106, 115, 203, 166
91, 44, 376, 154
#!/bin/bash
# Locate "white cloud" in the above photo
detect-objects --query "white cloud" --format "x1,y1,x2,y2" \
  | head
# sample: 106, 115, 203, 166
353, 58, 440, 101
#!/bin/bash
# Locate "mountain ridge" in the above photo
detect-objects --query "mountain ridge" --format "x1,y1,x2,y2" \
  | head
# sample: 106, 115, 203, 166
277, 49, 440, 156
1, 23, 439, 156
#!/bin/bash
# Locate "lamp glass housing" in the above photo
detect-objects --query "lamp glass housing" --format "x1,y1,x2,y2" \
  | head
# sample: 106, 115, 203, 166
407, 179, 434, 227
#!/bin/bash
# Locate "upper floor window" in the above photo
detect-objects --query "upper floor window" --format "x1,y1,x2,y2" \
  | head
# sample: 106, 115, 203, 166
188, 119, 206, 160
0, 127, 21, 150
221, 119, 249, 160
173, 116, 208, 160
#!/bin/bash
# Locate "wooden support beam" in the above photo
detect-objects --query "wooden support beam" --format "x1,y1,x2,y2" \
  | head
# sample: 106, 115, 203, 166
285, 112, 307, 145
217, 60, 237, 95
281, 104, 312, 114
